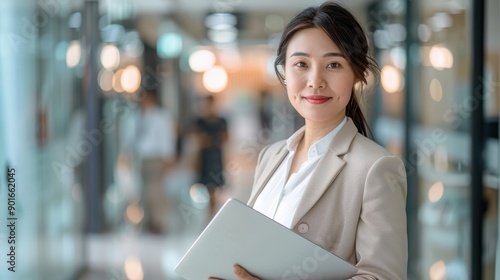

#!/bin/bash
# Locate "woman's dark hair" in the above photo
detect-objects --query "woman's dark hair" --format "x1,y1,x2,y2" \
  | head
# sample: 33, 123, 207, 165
274, 1, 378, 137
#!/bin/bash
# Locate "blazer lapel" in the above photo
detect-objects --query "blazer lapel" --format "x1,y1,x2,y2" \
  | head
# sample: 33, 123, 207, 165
247, 144, 289, 206
290, 119, 359, 228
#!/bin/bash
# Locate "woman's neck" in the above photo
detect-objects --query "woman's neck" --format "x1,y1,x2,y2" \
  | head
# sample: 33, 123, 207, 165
301, 118, 345, 151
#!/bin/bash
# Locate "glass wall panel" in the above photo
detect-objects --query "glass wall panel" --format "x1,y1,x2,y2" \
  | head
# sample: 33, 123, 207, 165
417, 3, 472, 278
485, 0, 500, 278
370, 0, 499, 278
0, 0, 85, 279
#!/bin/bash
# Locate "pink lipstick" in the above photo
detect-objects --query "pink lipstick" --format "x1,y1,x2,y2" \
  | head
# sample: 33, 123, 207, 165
303, 95, 331, 104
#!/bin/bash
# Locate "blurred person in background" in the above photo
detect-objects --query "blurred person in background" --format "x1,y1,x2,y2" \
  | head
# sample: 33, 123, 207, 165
210, 1, 407, 279
136, 90, 176, 234
192, 95, 229, 219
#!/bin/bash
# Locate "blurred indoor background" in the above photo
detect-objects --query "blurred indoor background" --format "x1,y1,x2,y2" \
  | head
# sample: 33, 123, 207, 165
0, 0, 499, 279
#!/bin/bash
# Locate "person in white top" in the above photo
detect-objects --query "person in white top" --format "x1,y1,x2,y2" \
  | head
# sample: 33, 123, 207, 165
136, 91, 176, 234
209, 1, 407, 279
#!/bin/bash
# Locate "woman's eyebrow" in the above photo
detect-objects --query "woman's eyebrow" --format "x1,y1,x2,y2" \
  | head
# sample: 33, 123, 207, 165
323, 52, 345, 58
289, 52, 345, 58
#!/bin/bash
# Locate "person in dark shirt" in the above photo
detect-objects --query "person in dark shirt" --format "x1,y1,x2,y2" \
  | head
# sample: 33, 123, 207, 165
193, 95, 229, 218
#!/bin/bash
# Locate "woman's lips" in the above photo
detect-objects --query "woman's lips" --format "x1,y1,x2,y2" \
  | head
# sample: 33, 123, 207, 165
303, 95, 331, 104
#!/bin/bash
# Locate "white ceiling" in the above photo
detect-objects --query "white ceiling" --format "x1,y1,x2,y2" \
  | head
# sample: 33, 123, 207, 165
132, 0, 372, 16
132, 0, 375, 46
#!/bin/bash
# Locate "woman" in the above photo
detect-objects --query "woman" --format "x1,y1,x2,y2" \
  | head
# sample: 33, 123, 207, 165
193, 95, 229, 218
212, 2, 407, 279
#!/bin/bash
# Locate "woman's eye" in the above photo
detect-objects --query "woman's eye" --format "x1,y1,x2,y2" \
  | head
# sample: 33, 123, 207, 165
327, 62, 341, 68
294, 62, 307, 68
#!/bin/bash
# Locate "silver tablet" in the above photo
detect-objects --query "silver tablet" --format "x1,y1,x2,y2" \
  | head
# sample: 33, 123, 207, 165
174, 198, 357, 280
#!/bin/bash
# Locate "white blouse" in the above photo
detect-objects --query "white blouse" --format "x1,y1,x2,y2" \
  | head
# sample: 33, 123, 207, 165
253, 117, 347, 228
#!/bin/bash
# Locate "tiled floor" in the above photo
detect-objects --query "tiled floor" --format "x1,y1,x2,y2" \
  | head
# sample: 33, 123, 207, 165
77, 197, 210, 280
77, 164, 254, 280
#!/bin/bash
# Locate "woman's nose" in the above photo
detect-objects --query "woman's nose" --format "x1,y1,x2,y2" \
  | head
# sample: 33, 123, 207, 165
307, 69, 326, 89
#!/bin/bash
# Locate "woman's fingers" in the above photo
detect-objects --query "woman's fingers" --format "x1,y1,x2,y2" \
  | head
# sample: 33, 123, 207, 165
234, 265, 259, 280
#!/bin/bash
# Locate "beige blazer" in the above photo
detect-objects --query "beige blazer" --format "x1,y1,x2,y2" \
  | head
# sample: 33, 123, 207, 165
248, 118, 408, 280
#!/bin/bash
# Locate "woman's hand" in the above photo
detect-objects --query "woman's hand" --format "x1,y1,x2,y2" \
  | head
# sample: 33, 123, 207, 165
208, 265, 260, 280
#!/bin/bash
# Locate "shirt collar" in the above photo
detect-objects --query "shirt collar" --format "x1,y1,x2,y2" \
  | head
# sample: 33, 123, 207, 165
286, 117, 347, 158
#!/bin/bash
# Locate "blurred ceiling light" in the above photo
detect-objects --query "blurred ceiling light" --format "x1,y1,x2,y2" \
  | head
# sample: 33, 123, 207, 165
265, 14, 285, 32
385, 23, 406, 42
112, 69, 124, 92
205, 13, 237, 29
429, 260, 447, 280
98, 69, 114, 92
428, 181, 444, 203
189, 49, 216, 72
124, 256, 144, 280
390, 47, 406, 69
418, 24, 432, 42
157, 32, 183, 58
431, 12, 453, 31
66, 40, 81, 68
203, 66, 228, 93
121, 65, 142, 94
447, 1, 465, 14
100, 44, 120, 70
429, 45, 453, 70
430, 79, 443, 102
208, 28, 238, 43
381, 65, 404, 93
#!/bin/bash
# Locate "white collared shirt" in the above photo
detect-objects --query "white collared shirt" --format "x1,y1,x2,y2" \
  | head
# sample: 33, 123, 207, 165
253, 117, 347, 228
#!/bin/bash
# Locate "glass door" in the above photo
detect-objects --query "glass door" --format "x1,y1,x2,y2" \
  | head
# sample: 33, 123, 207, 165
370, 0, 500, 278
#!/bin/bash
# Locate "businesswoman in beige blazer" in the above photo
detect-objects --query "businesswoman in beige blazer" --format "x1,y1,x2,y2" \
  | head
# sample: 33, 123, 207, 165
211, 2, 408, 279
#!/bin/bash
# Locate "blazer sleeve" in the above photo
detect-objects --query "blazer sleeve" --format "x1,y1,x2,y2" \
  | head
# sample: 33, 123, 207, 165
350, 155, 408, 280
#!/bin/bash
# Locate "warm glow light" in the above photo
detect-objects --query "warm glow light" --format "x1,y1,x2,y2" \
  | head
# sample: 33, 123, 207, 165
66, 40, 81, 68
100, 44, 120, 70
98, 69, 114, 92
428, 181, 444, 203
112, 69, 124, 92
429, 260, 446, 280
381, 65, 404, 93
189, 49, 216, 72
203, 66, 228, 93
121, 65, 142, 94
124, 256, 144, 280
125, 203, 144, 225
430, 79, 443, 102
429, 45, 454, 70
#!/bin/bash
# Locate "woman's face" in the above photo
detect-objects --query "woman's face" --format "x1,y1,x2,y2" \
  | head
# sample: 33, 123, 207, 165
284, 27, 356, 128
